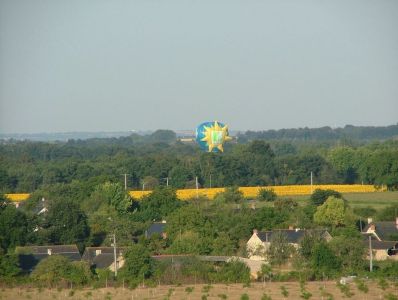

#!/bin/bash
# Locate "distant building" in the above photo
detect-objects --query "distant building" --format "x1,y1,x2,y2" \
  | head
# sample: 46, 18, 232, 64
145, 221, 167, 239
16, 245, 81, 272
82, 247, 126, 270
363, 218, 398, 241
246, 228, 332, 261
362, 218, 398, 261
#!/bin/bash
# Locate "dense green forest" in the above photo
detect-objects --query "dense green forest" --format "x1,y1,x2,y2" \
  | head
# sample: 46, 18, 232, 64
1, 129, 398, 194
1, 128, 398, 286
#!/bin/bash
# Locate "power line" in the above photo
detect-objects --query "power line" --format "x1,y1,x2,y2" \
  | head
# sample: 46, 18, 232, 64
120, 173, 131, 191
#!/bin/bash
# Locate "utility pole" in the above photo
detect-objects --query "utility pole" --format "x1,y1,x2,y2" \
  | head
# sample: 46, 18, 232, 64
369, 235, 373, 272
113, 233, 118, 277
195, 176, 199, 199
310, 171, 313, 193
166, 177, 169, 187
121, 173, 131, 191
209, 174, 212, 189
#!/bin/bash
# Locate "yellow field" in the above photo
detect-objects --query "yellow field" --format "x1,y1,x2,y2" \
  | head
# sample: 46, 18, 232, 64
5, 193, 30, 202
4, 185, 383, 202
130, 184, 382, 200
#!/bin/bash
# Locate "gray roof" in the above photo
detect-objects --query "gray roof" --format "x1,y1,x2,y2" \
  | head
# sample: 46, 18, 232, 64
362, 234, 398, 250
146, 222, 166, 237
371, 240, 398, 250
364, 222, 398, 241
256, 229, 330, 244
18, 245, 79, 254
17, 245, 81, 272
82, 247, 126, 269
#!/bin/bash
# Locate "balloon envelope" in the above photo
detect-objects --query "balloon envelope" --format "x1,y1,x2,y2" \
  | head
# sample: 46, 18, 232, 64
195, 121, 231, 153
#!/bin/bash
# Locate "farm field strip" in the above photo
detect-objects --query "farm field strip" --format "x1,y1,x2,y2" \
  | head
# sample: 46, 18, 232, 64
130, 184, 382, 200
1, 282, 397, 300
5, 185, 388, 203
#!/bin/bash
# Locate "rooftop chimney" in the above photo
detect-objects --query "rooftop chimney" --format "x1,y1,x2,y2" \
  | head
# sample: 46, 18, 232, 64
253, 229, 258, 235
367, 218, 373, 224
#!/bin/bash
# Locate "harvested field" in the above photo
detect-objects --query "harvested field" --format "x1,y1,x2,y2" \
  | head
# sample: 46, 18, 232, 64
1, 281, 397, 300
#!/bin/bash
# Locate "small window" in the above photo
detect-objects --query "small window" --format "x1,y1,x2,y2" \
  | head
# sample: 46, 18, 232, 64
95, 249, 102, 255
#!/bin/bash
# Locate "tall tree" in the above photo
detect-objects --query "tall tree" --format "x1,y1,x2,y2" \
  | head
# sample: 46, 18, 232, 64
134, 187, 180, 222
313, 197, 355, 228
119, 244, 154, 284
267, 231, 294, 266
45, 199, 90, 247
0, 205, 29, 252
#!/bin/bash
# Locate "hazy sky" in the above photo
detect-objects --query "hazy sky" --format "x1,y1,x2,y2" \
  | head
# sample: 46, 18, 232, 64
0, 0, 397, 133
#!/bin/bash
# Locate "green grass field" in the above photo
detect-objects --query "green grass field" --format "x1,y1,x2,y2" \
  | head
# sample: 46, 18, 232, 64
342, 191, 398, 209
275, 191, 398, 210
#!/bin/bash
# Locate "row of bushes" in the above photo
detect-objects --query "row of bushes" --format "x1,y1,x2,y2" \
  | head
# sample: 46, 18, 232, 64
2, 252, 398, 288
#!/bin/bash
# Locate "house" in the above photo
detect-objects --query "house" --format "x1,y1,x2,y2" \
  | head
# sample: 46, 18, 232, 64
82, 247, 126, 270
363, 218, 398, 241
16, 245, 81, 272
246, 228, 332, 261
362, 235, 398, 261
35, 197, 48, 215
145, 221, 167, 239
362, 218, 398, 261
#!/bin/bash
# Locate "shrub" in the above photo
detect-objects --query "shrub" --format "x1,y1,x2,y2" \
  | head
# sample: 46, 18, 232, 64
240, 294, 249, 300
68, 261, 93, 285
31, 255, 71, 286
202, 285, 213, 293
214, 186, 244, 204
378, 278, 389, 290
118, 244, 154, 287
167, 288, 174, 297
336, 282, 354, 298
310, 189, 342, 206
212, 259, 250, 284
280, 286, 289, 298
257, 188, 277, 202
375, 260, 398, 277
319, 287, 333, 300
385, 294, 398, 300
355, 279, 368, 293
261, 294, 272, 300
300, 290, 312, 299
311, 243, 341, 277
0, 251, 20, 278
274, 198, 298, 212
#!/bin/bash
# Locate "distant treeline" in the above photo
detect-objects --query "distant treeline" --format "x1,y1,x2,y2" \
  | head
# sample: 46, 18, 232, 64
1, 126, 398, 194
238, 124, 398, 142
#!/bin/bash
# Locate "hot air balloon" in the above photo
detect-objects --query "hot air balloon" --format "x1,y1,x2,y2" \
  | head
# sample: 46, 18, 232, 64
195, 121, 232, 152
